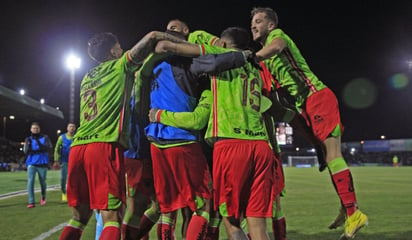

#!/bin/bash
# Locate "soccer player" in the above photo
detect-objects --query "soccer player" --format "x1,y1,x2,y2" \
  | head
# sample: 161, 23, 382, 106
149, 27, 277, 240
250, 7, 368, 239
23, 122, 53, 208
143, 30, 261, 239
53, 122, 76, 202
122, 91, 160, 240
150, 61, 288, 240
59, 31, 192, 240
166, 18, 223, 240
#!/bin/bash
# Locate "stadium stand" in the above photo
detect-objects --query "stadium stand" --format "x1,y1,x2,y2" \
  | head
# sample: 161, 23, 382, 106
0, 85, 64, 171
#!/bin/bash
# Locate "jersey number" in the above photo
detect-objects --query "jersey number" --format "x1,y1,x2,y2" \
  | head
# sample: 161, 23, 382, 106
83, 89, 98, 121
242, 76, 261, 112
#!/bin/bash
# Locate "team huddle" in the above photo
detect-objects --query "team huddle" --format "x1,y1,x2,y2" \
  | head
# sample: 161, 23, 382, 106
56, 7, 368, 240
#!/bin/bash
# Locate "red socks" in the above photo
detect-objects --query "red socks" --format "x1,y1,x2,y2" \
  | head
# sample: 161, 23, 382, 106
136, 213, 157, 239
186, 215, 208, 240
332, 169, 358, 216
157, 222, 174, 240
272, 217, 286, 240
100, 225, 121, 240
122, 224, 139, 240
60, 226, 82, 240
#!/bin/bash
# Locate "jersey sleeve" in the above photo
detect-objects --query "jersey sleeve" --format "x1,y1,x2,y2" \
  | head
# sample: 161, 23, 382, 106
159, 90, 211, 130
54, 135, 63, 161
119, 51, 144, 73
190, 51, 246, 75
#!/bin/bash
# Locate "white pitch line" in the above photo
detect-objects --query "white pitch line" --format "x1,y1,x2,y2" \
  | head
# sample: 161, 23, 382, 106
32, 222, 67, 240
0, 185, 60, 200
0, 185, 66, 240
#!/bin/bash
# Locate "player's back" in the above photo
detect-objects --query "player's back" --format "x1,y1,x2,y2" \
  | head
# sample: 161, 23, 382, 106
204, 62, 269, 145
72, 53, 137, 148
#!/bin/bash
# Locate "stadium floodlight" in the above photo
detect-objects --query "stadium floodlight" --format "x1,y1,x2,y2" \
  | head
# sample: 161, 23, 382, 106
65, 53, 81, 123
66, 54, 81, 70
19, 89, 25, 95
40, 98, 45, 104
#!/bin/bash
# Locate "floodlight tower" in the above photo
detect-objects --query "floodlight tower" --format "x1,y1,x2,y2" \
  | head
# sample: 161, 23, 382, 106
65, 54, 81, 123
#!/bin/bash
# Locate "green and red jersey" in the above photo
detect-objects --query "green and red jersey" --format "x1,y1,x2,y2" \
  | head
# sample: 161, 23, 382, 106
264, 28, 326, 110
188, 30, 220, 45
155, 46, 270, 146
205, 64, 269, 145
72, 51, 140, 148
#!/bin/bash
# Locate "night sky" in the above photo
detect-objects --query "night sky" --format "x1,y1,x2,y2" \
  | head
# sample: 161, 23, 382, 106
1, 0, 411, 144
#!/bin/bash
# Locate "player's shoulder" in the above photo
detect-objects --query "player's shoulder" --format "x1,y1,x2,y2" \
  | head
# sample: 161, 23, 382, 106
188, 30, 219, 45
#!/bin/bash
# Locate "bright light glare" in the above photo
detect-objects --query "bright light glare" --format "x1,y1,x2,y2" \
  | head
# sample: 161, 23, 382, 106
66, 54, 81, 70
19, 89, 25, 95
9, 115, 15, 119
40, 98, 45, 104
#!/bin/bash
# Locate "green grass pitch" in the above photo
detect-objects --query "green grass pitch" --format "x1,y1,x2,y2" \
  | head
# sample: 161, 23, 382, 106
0, 167, 411, 239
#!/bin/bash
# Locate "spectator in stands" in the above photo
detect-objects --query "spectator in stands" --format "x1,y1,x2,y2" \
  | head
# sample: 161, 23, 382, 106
54, 122, 76, 202
23, 122, 53, 208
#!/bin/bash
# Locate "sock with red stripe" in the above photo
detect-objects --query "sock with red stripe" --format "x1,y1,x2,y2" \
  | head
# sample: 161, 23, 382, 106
329, 157, 358, 216
186, 212, 209, 240
99, 221, 121, 240
59, 219, 85, 240
136, 205, 160, 239
157, 215, 175, 240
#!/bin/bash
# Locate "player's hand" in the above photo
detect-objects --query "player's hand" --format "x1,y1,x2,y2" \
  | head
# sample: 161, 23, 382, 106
244, 51, 263, 71
149, 108, 160, 122
53, 162, 60, 170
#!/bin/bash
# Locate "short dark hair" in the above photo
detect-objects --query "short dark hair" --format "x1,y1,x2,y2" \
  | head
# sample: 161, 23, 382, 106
251, 7, 279, 28
87, 32, 119, 63
220, 27, 250, 50
168, 19, 189, 28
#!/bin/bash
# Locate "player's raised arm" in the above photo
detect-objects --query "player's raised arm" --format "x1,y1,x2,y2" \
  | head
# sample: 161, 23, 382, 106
255, 37, 286, 62
129, 31, 188, 65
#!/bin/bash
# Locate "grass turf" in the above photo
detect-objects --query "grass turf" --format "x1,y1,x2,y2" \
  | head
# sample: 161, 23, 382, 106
0, 167, 411, 239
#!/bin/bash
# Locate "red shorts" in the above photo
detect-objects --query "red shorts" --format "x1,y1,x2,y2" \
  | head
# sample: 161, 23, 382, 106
124, 157, 155, 198
302, 87, 344, 141
151, 143, 212, 213
213, 139, 274, 218
67, 142, 126, 210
